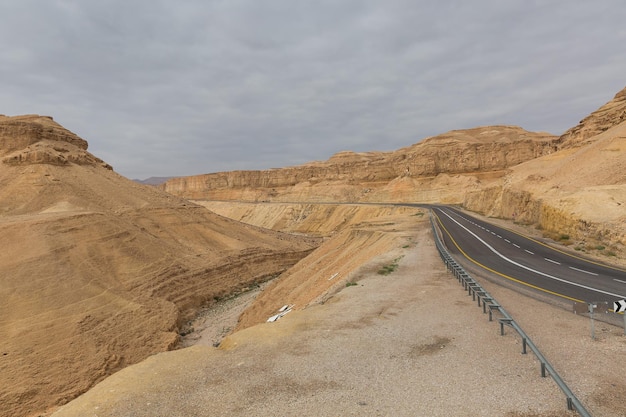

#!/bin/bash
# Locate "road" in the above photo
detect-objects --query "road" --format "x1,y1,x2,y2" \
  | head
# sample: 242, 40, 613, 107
430, 205, 626, 305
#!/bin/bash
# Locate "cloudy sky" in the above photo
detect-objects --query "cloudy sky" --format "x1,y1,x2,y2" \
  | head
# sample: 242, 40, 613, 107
1, 1, 624, 179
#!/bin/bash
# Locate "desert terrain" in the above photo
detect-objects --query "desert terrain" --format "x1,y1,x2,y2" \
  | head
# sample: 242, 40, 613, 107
50, 206, 626, 417
1, 86, 625, 416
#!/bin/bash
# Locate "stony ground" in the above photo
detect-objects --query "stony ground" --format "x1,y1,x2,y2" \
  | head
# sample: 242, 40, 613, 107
51, 219, 626, 417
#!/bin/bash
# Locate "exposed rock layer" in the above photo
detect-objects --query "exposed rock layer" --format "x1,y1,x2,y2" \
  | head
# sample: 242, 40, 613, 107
557, 86, 626, 148
160, 126, 557, 202
161, 88, 626, 255
0, 115, 319, 417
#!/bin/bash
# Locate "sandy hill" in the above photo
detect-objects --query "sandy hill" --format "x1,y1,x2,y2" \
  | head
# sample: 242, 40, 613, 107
0, 115, 319, 417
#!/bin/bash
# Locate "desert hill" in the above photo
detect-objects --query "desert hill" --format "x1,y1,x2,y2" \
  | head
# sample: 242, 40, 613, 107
556, 86, 626, 149
4, 85, 626, 417
159, 125, 557, 203
163, 88, 626, 256
0, 115, 319, 417
464, 87, 626, 252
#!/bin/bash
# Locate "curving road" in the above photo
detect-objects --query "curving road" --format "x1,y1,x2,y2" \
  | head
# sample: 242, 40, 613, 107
430, 205, 626, 304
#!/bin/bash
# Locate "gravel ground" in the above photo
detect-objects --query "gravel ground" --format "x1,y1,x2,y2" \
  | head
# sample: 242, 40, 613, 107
52, 222, 625, 417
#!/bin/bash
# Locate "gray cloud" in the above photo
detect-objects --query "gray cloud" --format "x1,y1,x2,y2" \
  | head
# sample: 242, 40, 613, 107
1, 0, 624, 179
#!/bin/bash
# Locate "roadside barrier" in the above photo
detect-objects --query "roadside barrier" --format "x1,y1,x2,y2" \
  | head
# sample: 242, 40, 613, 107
429, 211, 592, 417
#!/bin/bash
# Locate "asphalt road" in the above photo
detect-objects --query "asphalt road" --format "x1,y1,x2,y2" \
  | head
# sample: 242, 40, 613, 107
430, 205, 626, 305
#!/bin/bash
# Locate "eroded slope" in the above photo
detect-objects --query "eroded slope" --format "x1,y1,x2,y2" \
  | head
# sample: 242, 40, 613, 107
0, 116, 319, 417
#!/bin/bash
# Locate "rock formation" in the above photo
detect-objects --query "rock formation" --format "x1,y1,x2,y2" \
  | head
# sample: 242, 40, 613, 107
0, 114, 111, 168
3, 85, 625, 417
0, 115, 319, 417
161, 87, 625, 257
556, 86, 626, 148
160, 126, 558, 203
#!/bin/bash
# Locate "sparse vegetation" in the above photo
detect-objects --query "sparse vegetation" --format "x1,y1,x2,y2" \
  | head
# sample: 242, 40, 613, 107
541, 230, 573, 245
346, 281, 358, 287
378, 256, 404, 275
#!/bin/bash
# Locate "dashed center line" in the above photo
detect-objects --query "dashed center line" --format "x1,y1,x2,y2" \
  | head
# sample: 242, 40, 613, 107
437, 208, 626, 299
614, 279, 626, 284
513, 243, 520, 249
544, 258, 561, 265
525, 249, 534, 255
504, 239, 511, 244
569, 267, 598, 276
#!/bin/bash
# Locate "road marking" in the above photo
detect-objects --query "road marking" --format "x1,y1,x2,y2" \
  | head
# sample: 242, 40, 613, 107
497, 235, 502, 238
435, 208, 626, 299
513, 243, 520, 249
544, 258, 561, 265
569, 267, 598, 276
504, 239, 511, 243
525, 250, 534, 255
614, 279, 626, 284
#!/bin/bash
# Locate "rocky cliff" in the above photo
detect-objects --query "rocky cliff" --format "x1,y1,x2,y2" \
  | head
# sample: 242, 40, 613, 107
556, 86, 626, 148
0, 114, 111, 168
0, 115, 319, 417
160, 88, 625, 259
464, 87, 626, 254
160, 126, 557, 202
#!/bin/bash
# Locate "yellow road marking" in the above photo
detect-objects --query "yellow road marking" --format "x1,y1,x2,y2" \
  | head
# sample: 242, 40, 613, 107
433, 211, 584, 303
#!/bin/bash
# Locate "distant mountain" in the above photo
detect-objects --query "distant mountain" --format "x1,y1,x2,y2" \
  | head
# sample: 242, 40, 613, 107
133, 176, 173, 186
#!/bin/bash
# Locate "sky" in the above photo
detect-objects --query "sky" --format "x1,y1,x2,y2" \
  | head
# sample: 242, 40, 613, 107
1, 1, 625, 180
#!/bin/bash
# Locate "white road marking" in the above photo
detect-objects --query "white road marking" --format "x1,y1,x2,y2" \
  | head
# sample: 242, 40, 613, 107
436, 208, 626, 299
504, 239, 511, 243
614, 279, 626, 284
569, 267, 598, 276
513, 243, 521, 248
544, 258, 561, 265
525, 250, 534, 255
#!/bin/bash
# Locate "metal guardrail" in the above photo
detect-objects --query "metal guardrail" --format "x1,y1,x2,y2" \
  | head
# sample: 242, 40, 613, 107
429, 211, 592, 417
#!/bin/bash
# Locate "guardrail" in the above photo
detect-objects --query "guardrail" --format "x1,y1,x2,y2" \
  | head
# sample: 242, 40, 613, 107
429, 211, 592, 417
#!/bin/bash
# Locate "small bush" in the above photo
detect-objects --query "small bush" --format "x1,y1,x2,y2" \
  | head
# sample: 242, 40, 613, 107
377, 256, 404, 275
346, 281, 358, 287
